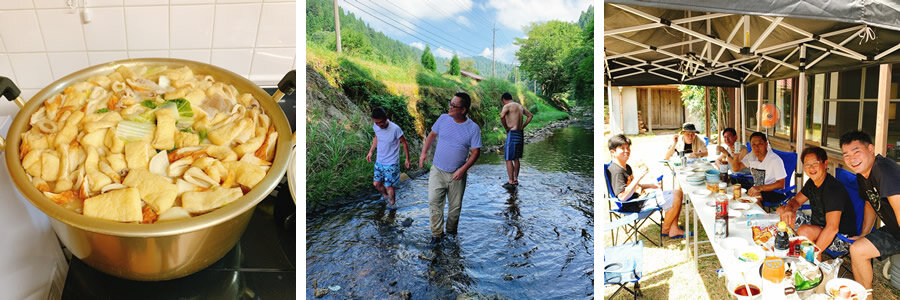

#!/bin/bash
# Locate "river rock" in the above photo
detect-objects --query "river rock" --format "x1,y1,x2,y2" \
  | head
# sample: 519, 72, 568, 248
389, 290, 411, 300
456, 292, 507, 300
314, 288, 329, 297
399, 173, 411, 181
401, 217, 413, 227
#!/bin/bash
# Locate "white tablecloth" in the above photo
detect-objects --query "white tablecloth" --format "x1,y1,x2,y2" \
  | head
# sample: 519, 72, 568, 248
0, 115, 68, 300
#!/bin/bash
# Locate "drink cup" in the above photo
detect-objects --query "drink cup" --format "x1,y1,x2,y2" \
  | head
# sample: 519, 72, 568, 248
734, 184, 742, 198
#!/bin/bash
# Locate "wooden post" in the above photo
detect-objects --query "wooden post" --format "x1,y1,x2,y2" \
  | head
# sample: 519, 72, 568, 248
876, 64, 892, 155
647, 88, 653, 133
705, 86, 711, 139
717, 87, 723, 144
334, 0, 342, 53
757, 83, 764, 132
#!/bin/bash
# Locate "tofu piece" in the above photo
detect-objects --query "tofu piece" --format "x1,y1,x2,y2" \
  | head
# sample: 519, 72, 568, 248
40, 151, 60, 182
175, 131, 199, 148
152, 108, 176, 150
181, 187, 243, 214
105, 128, 125, 154
87, 169, 112, 192
233, 136, 264, 158
224, 161, 266, 189
107, 153, 127, 173
83, 188, 142, 222
23, 149, 42, 178
207, 121, 237, 146
123, 169, 177, 214
80, 128, 107, 148
124, 140, 152, 170
206, 145, 237, 162
54, 111, 84, 146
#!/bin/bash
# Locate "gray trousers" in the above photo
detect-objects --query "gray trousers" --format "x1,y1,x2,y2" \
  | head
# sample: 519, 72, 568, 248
428, 165, 467, 237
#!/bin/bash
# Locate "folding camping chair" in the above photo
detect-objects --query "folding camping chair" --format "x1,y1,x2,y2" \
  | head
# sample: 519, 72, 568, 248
605, 215, 644, 299
605, 162, 664, 247
823, 167, 866, 277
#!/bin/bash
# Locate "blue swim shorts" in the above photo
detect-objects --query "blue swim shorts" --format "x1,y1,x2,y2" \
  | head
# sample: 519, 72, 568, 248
374, 162, 400, 187
504, 130, 524, 160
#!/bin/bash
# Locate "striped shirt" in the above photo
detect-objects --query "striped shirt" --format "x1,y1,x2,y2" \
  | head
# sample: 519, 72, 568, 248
431, 114, 482, 172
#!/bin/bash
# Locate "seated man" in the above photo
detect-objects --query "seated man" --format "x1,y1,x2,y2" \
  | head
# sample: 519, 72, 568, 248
716, 127, 747, 171
609, 134, 685, 238
726, 132, 787, 206
776, 146, 857, 260
841, 131, 896, 297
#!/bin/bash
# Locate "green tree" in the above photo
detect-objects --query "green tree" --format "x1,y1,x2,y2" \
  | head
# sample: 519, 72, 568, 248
459, 58, 478, 75
515, 21, 581, 98
340, 29, 374, 56
564, 18, 593, 106
448, 54, 460, 75
678, 85, 730, 132
421, 45, 436, 71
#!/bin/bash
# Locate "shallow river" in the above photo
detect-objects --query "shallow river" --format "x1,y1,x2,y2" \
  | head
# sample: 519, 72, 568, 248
306, 126, 594, 299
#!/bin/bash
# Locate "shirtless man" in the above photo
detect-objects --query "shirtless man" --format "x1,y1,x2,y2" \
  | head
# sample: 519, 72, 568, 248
500, 92, 533, 188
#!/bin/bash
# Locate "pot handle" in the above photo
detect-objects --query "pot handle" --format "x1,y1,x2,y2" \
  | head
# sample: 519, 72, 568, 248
0, 77, 26, 151
272, 70, 295, 103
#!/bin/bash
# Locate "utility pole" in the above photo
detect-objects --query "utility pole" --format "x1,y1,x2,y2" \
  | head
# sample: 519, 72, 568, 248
492, 23, 497, 77
334, 0, 342, 53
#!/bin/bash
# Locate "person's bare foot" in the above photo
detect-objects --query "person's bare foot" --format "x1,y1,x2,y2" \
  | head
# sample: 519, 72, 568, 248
668, 226, 685, 237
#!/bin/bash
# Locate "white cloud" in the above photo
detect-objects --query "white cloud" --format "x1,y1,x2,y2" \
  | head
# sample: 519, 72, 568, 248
478, 43, 520, 64
488, 0, 592, 31
409, 42, 425, 50
434, 47, 455, 59
455, 15, 472, 27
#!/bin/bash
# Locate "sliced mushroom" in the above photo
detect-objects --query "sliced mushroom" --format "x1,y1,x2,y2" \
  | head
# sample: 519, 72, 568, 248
149, 150, 170, 177
183, 167, 217, 188
168, 156, 193, 178
100, 183, 128, 194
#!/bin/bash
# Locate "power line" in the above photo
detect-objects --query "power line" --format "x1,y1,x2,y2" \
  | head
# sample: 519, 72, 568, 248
365, 0, 484, 55
340, 0, 479, 57
418, 0, 496, 48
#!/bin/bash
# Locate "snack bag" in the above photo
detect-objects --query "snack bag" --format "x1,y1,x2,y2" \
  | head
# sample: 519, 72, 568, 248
752, 225, 777, 245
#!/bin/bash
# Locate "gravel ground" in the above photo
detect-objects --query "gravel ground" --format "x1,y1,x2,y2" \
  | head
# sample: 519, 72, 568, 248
602, 131, 900, 300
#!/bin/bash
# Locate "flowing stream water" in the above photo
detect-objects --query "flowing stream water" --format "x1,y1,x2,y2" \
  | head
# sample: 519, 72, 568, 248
306, 125, 594, 299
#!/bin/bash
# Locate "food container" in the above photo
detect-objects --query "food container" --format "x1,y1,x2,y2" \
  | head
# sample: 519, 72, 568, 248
0, 58, 295, 280
728, 275, 762, 299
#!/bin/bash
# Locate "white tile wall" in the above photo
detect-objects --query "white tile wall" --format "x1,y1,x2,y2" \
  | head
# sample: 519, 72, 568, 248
0, 2, 295, 95
257, 2, 295, 47
37, 10, 86, 52
0, 11, 45, 52
213, 3, 261, 48
83, 7, 127, 51
88, 51, 129, 65
170, 49, 211, 63
47, 52, 90, 80
170, 5, 214, 49
124, 6, 169, 49
8, 53, 51, 89
211, 48, 253, 77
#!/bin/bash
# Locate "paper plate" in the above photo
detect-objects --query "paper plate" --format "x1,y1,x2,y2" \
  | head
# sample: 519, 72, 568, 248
736, 196, 758, 204
732, 203, 752, 211
825, 278, 867, 298
692, 189, 712, 197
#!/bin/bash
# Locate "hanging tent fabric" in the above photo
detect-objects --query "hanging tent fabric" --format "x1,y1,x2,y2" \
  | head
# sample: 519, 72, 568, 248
604, 0, 900, 87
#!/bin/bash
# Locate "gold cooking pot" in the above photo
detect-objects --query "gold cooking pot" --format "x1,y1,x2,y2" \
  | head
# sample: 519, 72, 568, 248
0, 58, 294, 281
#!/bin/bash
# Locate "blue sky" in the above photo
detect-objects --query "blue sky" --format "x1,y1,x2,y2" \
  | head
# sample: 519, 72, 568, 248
337, 0, 593, 64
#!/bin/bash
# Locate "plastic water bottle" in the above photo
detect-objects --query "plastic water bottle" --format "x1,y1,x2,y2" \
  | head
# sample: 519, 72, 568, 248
746, 214, 780, 227
715, 192, 729, 239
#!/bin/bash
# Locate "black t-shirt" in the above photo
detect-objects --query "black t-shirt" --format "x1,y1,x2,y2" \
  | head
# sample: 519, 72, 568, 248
800, 174, 857, 235
683, 143, 693, 155
608, 162, 638, 200
857, 155, 900, 240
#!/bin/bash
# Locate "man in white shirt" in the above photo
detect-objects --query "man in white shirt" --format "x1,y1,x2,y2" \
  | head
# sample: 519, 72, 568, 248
727, 132, 787, 206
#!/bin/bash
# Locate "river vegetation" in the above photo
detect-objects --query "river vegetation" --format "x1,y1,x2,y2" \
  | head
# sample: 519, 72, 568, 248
305, 0, 591, 207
